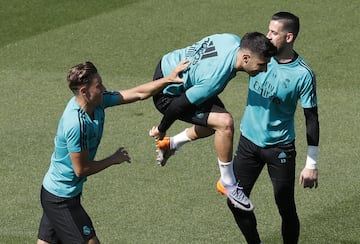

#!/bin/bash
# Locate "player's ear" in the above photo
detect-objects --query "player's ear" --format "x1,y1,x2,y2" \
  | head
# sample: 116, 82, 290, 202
79, 86, 87, 96
243, 54, 250, 64
286, 32, 295, 43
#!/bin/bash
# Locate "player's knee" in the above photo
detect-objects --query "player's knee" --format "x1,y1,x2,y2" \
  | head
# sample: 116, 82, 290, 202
208, 112, 234, 133
218, 113, 234, 132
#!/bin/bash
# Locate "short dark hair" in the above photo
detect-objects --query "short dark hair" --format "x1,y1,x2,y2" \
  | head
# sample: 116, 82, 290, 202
271, 12, 300, 39
240, 32, 277, 58
67, 61, 98, 94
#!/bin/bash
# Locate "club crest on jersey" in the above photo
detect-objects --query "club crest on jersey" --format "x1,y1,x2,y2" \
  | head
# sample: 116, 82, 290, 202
282, 79, 291, 88
195, 111, 205, 119
278, 152, 287, 164
83, 225, 91, 236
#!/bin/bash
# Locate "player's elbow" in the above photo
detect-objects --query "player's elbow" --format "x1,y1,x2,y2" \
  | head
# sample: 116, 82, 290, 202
74, 168, 88, 178
74, 171, 86, 178
137, 92, 151, 101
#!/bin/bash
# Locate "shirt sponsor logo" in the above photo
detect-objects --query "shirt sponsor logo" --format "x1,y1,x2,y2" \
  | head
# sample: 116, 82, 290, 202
187, 38, 218, 65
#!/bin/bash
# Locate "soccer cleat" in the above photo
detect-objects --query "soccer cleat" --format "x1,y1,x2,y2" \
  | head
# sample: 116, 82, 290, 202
156, 137, 175, 166
217, 179, 254, 211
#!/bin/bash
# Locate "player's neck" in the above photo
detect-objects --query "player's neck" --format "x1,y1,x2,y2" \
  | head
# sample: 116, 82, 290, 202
76, 97, 95, 119
275, 49, 296, 64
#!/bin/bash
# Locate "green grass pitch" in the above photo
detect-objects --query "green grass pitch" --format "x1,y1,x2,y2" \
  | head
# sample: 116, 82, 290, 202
0, 0, 359, 243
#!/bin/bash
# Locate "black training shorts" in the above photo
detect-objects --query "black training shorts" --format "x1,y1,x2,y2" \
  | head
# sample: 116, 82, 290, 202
38, 186, 96, 243
152, 59, 228, 126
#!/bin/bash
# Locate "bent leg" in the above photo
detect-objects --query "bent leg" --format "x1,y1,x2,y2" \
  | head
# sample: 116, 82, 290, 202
229, 135, 265, 243
207, 111, 234, 162
227, 199, 261, 244
187, 124, 215, 140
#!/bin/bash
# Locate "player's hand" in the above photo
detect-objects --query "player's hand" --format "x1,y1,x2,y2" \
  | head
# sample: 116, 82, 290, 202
168, 59, 190, 83
112, 147, 131, 164
149, 126, 166, 140
299, 168, 318, 189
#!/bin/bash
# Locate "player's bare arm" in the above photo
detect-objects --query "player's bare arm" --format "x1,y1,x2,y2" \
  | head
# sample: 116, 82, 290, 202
70, 147, 130, 177
118, 59, 189, 104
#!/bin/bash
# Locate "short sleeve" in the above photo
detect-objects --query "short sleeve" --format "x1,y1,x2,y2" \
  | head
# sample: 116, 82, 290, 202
102, 91, 120, 108
64, 119, 83, 153
299, 72, 317, 108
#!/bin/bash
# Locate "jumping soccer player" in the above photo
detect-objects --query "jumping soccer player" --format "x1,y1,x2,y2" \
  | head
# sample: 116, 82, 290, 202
149, 32, 276, 211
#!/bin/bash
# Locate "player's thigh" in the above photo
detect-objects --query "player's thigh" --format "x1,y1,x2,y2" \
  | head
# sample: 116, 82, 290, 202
153, 93, 175, 114
154, 94, 230, 128
263, 143, 297, 204
40, 187, 97, 243
263, 141, 296, 182
37, 212, 61, 244
182, 96, 228, 127
206, 110, 233, 130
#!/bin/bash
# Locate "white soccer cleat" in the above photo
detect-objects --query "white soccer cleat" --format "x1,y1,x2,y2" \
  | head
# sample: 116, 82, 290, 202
217, 179, 254, 211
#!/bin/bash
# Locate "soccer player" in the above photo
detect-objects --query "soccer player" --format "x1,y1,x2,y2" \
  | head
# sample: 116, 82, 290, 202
37, 60, 189, 244
148, 32, 277, 211
227, 12, 320, 243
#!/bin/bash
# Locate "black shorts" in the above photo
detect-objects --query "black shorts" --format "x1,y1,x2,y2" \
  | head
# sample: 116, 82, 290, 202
37, 186, 96, 243
152, 60, 228, 126
233, 135, 297, 196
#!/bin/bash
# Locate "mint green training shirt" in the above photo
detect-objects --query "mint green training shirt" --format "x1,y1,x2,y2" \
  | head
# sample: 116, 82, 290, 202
161, 33, 240, 105
240, 55, 317, 147
42, 91, 119, 198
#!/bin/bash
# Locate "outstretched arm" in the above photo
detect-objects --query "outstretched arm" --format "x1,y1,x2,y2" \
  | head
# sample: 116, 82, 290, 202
118, 59, 189, 104
299, 107, 320, 188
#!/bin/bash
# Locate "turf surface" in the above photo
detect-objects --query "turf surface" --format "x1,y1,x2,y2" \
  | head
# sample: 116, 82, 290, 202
0, 0, 359, 243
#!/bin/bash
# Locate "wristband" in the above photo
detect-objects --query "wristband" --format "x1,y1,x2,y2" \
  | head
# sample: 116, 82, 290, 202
305, 145, 318, 169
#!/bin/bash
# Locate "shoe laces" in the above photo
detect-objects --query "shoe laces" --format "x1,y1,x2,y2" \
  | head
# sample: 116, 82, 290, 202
229, 184, 248, 202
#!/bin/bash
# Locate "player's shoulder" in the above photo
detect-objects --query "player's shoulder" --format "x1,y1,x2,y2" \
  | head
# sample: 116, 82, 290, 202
61, 100, 84, 130
290, 56, 317, 87
207, 33, 240, 50
294, 54, 314, 73
219, 33, 240, 42
206, 33, 240, 42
